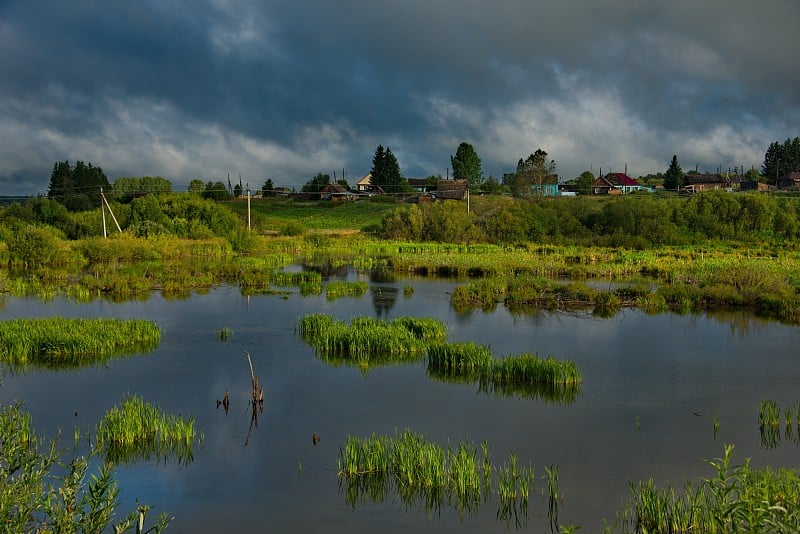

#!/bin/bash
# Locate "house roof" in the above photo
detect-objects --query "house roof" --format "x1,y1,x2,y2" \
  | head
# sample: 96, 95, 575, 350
604, 173, 641, 187
356, 173, 372, 186
685, 173, 728, 185
780, 172, 800, 181
407, 178, 437, 187
321, 183, 349, 194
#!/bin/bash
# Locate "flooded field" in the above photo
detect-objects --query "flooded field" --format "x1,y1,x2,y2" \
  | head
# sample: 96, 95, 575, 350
2, 272, 799, 532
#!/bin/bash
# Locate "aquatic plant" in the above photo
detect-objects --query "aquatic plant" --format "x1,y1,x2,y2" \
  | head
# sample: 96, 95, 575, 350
218, 327, 233, 341
613, 445, 800, 533
96, 395, 198, 465
298, 314, 446, 367
0, 401, 170, 533
0, 317, 161, 369
325, 280, 368, 301
427, 343, 583, 403
337, 430, 537, 520
427, 341, 493, 379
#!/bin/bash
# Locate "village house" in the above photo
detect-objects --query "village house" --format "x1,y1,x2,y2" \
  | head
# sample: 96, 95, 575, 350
354, 173, 386, 195
591, 173, 650, 195
682, 173, 729, 193
530, 174, 559, 196
407, 178, 438, 193
319, 183, 356, 201
777, 172, 800, 190
435, 179, 468, 200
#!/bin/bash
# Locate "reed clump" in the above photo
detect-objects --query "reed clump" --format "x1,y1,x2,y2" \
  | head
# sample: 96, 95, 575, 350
427, 342, 583, 403
758, 399, 800, 449
0, 317, 161, 369
427, 341, 493, 380
96, 395, 198, 465
337, 430, 535, 518
298, 314, 447, 367
325, 280, 368, 301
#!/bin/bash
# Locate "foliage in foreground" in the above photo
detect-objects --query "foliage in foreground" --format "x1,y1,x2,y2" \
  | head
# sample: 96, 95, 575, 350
613, 445, 800, 533
0, 402, 170, 533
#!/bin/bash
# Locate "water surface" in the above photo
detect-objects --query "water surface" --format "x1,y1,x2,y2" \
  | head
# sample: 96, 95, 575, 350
2, 276, 799, 532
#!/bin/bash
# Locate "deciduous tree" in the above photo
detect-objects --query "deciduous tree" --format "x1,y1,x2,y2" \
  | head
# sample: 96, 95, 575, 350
188, 179, 205, 195
301, 173, 331, 193
575, 171, 595, 195
511, 149, 556, 197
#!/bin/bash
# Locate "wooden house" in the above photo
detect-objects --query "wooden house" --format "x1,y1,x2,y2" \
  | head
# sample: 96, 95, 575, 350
591, 173, 646, 195
530, 174, 559, 196
436, 179, 468, 200
356, 173, 373, 192
682, 173, 729, 193
777, 172, 800, 190
407, 178, 438, 193
354, 173, 386, 195
320, 183, 355, 201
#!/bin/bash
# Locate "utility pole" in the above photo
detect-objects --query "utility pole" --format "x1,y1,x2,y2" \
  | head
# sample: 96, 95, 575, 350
100, 187, 122, 235
101, 188, 107, 238
247, 183, 251, 231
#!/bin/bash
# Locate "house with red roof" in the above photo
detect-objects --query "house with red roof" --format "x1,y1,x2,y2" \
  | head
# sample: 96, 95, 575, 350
591, 173, 652, 195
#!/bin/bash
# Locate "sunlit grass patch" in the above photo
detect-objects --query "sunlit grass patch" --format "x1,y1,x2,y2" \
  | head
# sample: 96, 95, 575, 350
0, 317, 161, 369
96, 395, 198, 465
298, 314, 447, 368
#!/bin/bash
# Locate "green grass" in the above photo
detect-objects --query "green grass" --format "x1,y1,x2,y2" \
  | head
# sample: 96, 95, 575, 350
325, 280, 368, 301
96, 395, 198, 465
612, 444, 800, 533
0, 317, 161, 369
224, 197, 400, 232
298, 314, 447, 369
337, 429, 535, 520
427, 342, 583, 403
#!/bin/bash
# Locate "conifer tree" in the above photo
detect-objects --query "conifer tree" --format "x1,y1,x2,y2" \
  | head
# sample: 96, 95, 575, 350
664, 155, 684, 190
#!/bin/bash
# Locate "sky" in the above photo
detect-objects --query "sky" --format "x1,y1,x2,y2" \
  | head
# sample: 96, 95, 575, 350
1, 0, 799, 195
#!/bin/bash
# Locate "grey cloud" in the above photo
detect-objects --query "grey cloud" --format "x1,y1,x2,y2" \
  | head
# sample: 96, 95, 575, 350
0, 0, 798, 191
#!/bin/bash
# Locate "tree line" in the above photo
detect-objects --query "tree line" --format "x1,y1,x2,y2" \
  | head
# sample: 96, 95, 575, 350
378, 191, 800, 247
45, 133, 796, 207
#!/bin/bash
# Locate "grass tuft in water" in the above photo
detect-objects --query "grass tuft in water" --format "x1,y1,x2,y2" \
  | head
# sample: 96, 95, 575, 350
96, 395, 198, 465
298, 314, 447, 369
0, 317, 161, 370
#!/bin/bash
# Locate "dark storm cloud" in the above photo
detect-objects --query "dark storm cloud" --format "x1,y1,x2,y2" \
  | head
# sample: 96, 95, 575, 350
1, 0, 798, 193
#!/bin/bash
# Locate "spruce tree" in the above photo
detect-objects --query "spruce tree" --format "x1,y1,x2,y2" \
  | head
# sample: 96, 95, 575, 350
370, 145, 406, 193
664, 155, 684, 190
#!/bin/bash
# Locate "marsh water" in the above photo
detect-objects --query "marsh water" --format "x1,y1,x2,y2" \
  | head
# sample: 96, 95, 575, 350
2, 271, 800, 532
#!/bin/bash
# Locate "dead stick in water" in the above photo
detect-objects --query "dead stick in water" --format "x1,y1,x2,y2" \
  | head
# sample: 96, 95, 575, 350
245, 350, 256, 398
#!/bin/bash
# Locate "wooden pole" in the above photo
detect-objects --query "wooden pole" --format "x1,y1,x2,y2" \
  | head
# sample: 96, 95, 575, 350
101, 188, 107, 238
100, 188, 122, 233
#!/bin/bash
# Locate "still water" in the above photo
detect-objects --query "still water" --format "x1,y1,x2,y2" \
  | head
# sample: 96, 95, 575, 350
1, 274, 799, 532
